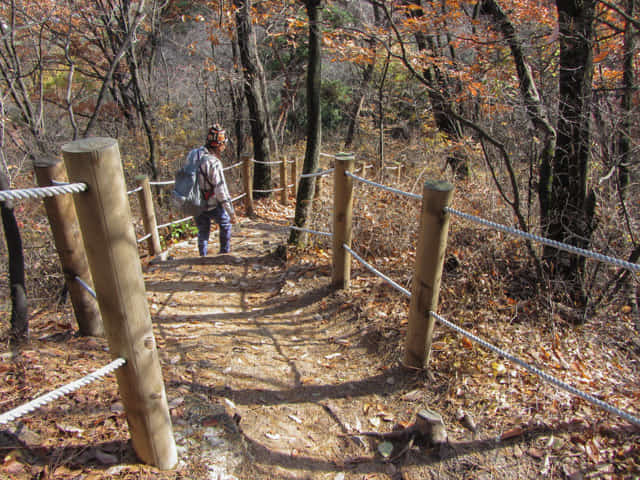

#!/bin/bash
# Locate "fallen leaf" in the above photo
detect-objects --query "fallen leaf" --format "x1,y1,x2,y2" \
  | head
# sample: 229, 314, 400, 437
94, 449, 118, 465
461, 337, 473, 349
56, 423, 84, 435
527, 447, 544, 459
378, 441, 394, 458
202, 416, 219, 427
491, 362, 506, 376
288, 414, 302, 424
401, 389, 423, 402
500, 427, 524, 441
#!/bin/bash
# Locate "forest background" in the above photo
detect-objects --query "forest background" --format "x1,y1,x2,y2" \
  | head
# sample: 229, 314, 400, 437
0, 0, 639, 477
0, 0, 638, 406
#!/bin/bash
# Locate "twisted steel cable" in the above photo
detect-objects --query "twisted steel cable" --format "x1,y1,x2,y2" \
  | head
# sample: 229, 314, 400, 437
343, 244, 411, 297
252, 159, 283, 165
223, 161, 243, 171
342, 240, 640, 427
253, 187, 285, 193
430, 311, 640, 427
345, 171, 422, 200
157, 216, 192, 230
300, 168, 334, 179
137, 233, 153, 243
231, 193, 247, 203
0, 358, 126, 426
0, 183, 87, 202
74, 276, 96, 299
290, 225, 332, 237
446, 207, 640, 273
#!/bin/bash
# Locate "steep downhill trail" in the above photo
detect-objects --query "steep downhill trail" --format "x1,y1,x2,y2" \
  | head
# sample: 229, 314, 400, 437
142, 213, 539, 480
3, 205, 632, 480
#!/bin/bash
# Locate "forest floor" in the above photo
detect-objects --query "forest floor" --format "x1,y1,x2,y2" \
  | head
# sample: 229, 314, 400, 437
1, 198, 639, 480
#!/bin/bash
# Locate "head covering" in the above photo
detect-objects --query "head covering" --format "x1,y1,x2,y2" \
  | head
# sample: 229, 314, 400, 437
206, 124, 227, 149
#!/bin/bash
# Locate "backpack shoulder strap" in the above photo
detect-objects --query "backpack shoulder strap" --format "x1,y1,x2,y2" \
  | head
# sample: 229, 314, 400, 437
198, 152, 216, 194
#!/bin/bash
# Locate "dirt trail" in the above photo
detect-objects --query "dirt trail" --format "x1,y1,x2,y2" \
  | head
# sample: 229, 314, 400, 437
143, 216, 538, 480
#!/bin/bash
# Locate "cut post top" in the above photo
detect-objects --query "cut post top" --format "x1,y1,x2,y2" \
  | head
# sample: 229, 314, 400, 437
62, 137, 117, 154
335, 152, 355, 161
423, 179, 454, 192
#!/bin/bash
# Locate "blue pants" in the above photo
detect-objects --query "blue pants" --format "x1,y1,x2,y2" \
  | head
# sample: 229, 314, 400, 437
195, 205, 231, 256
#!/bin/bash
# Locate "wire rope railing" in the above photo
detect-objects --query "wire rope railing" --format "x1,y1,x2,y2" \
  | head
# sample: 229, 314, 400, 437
327, 165, 640, 427
252, 159, 284, 165
149, 180, 175, 186
345, 171, 422, 200
74, 275, 97, 299
429, 311, 640, 427
137, 233, 153, 243
0, 183, 87, 202
300, 168, 334, 179
223, 160, 243, 171
343, 244, 410, 296
290, 225, 333, 237
231, 192, 247, 203
254, 187, 285, 193
445, 207, 640, 274
341, 242, 640, 427
156, 216, 193, 230
344, 170, 638, 273
0, 358, 126, 426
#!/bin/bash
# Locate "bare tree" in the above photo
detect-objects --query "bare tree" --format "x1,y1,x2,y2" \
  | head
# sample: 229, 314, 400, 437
234, 0, 273, 197
290, 0, 322, 245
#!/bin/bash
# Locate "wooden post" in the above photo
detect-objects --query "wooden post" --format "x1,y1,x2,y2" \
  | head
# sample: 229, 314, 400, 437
332, 153, 355, 289
33, 158, 104, 337
279, 158, 288, 205
62, 138, 177, 470
290, 158, 298, 198
403, 180, 454, 369
242, 154, 254, 216
136, 175, 161, 256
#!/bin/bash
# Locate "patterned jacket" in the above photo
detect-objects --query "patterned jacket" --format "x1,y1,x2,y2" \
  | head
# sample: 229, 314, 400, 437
193, 146, 235, 217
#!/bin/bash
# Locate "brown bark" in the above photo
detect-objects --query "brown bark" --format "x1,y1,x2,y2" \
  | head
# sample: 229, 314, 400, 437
290, 0, 322, 246
0, 169, 28, 341
234, 0, 273, 197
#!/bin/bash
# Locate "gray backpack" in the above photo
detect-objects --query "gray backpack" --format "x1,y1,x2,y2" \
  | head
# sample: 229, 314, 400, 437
171, 148, 213, 216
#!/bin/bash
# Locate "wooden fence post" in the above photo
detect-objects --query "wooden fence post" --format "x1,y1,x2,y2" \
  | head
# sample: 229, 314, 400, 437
62, 138, 177, 470
242, 154, 254, 216
359, 162, 367, 180
136, 175, 161, 256
279, 158, 288, 205
403, 180, 454, 369
33, 158, 104, 337
290, 158, 298, 198
332, 153, 356, 289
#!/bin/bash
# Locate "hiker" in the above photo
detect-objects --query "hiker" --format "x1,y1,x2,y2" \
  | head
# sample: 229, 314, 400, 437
194, 124, 237, 256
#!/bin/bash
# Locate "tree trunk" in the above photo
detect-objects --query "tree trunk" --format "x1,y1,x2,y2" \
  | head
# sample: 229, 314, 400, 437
378, 53, 390, 178
290, 0, 322, 245
618, 0, 635, 200
234, 0, 272, 198
231, 35, 247, 161
544, 0, 597, 303
344, 4, 379, 150
409, 0, 468, 179
0, 170, 28, 341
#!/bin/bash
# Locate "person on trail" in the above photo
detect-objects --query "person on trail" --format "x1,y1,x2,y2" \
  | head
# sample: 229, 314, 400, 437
193, 124, 237, 256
